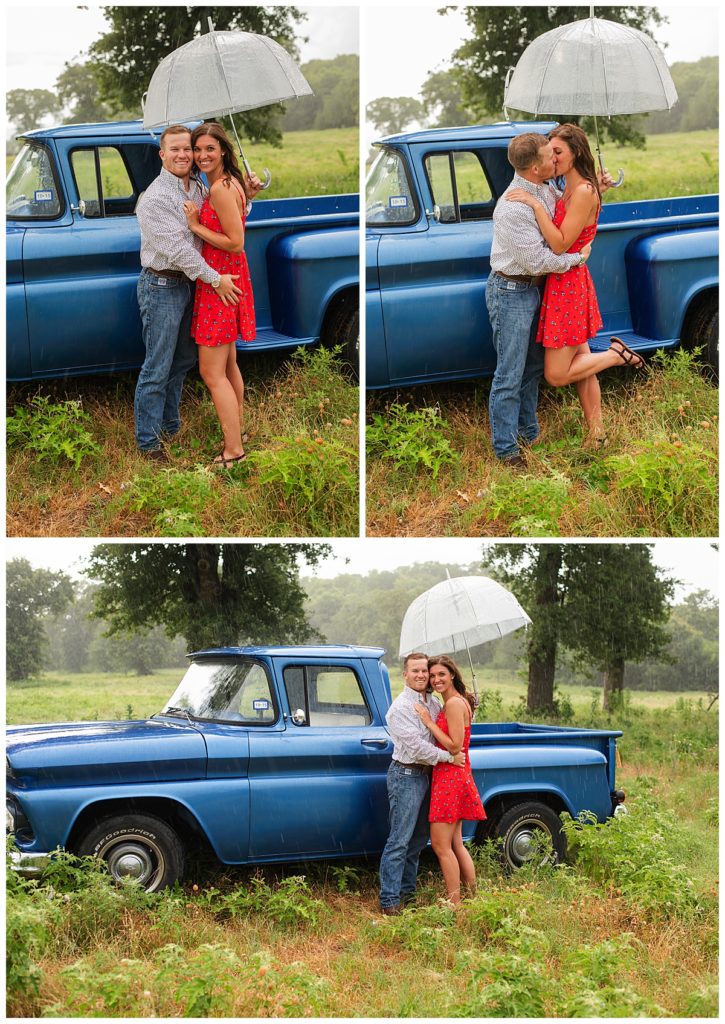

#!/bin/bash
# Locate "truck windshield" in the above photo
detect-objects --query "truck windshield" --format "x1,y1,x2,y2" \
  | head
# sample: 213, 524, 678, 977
366, 147, 417, 226
6, 142, 63, 220
160, 660, 277, 725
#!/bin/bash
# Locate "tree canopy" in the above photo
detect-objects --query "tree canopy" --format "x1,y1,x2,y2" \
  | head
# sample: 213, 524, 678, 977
445, 5, 667, 149
283, 55, 358, 132
7, 89, 61, 134
88, 6, 306, 145
367, 96, 425, 137
7, 559, 75, 680
86, 543, 330, 651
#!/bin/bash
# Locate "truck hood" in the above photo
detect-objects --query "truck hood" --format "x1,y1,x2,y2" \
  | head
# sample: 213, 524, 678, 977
6, 718, 207, 789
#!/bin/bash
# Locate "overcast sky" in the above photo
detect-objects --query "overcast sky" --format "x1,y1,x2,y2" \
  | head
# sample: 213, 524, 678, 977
5, 539, 719, 601
6, 4, 360, 91
364, 5, 719, 105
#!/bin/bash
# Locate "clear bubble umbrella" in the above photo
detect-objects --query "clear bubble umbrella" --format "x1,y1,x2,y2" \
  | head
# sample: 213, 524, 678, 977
503, 7, 678, 187
399, 573, 532, 698
142, 19, 313, 188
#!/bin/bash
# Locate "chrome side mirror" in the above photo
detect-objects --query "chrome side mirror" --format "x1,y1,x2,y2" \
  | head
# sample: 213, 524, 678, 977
426, 204, 441, 223
70, 199, 87, 216
291, 708, 307, 725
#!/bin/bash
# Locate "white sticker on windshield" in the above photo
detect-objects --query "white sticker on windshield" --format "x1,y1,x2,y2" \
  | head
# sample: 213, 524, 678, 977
34, 190, 54, 202
389, 195, 408, 208
253, 699, 270, 710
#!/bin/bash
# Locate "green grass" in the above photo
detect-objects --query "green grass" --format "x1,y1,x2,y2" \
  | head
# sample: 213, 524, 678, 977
6, 678, 718, 1018
7, 346, 359, 538
367, 349, 718, 537
600, 129, 718, 201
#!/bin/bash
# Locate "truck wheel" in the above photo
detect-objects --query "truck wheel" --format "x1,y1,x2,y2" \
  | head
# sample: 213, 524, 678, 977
76, 814, 184, 892
684, 296, 718, 380
493, 802, 566, 870
323, 301, 359, 378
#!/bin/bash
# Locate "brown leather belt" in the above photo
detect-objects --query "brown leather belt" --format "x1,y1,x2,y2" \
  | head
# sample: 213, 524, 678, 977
496, 270, 545, 286
391, 760, 432, 774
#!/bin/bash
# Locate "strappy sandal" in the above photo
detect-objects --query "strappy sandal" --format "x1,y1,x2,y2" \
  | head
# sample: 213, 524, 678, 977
610, 336, 646, 370
212, 452, 246, 468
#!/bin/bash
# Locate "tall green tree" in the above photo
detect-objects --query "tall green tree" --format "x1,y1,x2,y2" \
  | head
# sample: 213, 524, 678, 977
55, 62, 114, 123
7, 89, 61, 133
446, 6, 667, 150
86, 543, 330, 650
88, 6, 306, 145
7, 559, 74, 680
564, 545, 675, 709
421, 69, 476, 128
367, 96, 425, 136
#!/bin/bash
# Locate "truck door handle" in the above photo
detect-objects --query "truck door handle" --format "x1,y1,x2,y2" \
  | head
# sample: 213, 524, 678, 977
361, 738, 389, 748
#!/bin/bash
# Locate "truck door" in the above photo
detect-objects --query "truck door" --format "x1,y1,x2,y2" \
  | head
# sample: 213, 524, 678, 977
23, 140, 154, 375
248, 658, 392, 860
378, 145, 497, 383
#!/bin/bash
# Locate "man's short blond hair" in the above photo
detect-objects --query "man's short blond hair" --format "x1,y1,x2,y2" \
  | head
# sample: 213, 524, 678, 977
159, 125, 191, 149
403, 652, 428, 669
507, 133, 550, 173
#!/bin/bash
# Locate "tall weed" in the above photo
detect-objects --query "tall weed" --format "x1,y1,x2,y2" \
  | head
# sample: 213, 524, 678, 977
367, 402, 459, 478
7, 394, 100, 469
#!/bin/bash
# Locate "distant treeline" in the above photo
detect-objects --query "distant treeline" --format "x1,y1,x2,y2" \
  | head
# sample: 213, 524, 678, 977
282, 54, 358, 132
301, 563, 718, 694
643, 57, 718, 134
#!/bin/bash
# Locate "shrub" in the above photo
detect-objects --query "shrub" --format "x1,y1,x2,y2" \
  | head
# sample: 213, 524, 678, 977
7, 394, 100, 469
366, 402, 459, 478
120, 466, 217, 536
470, 472, 572, 536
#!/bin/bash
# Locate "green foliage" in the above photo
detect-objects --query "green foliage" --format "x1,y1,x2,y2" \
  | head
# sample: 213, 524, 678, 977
284, 55, 359, 132
6, 888, 59, 1005
370, 902, 456, 955
198, 875, 326, 928
6, 394, 100, 470
6, 558, 75, 680
121, 466, 217, 537
562, 798, 704, 920
7, 88, 61, 132
367, 402, 459, 478
472, 473, 571, 536
559, 934, 665, 1016
367, 96, 425, 135
646, 57, 718, 134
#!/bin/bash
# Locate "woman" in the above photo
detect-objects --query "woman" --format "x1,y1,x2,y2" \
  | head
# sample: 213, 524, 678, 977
506, 123, 644, 447
413, 655, 485, 905
183, 122, 256, 467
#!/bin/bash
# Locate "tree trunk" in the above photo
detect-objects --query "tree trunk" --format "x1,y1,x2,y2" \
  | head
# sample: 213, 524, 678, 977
526, 546, 563, 714
603, 657, 626, 711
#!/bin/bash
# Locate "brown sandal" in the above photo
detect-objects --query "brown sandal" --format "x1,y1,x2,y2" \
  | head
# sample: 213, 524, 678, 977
212, 452, 246, 468
610, 336, 646, 370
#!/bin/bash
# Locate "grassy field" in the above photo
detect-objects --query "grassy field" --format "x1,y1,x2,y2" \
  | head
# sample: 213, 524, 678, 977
599, 129, 718, 201
7, 675, 718, 1017
367, 349, 718, 537
7, 346, 359, 538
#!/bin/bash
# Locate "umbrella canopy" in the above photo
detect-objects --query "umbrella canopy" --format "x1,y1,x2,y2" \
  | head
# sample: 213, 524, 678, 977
143, 28, 313, 129
399, 575, 531, 660
503, 16, 678, 118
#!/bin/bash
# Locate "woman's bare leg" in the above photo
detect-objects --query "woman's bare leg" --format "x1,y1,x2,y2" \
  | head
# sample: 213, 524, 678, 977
225, 343, 245, 431
452, 820, 477, 895
545, 343, 626, 387
430, 822, 462, 903
198, 345, 244, 460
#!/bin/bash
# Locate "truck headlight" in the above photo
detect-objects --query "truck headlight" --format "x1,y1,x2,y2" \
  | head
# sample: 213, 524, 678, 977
7, 800, 17, 832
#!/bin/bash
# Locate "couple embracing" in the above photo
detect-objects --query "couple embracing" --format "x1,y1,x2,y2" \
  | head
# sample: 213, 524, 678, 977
135, 122, 259, 467
379, 652, 485, 913
488, 124, 645, 467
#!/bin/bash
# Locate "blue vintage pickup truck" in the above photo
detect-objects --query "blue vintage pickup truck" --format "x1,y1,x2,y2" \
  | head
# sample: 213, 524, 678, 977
7, 645, 624, 891
6, 121, 359, 380
366, 121, 718, 388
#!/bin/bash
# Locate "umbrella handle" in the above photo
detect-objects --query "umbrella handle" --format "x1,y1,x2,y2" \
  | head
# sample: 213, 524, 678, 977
597, 150, 625, 189
242, 155, 272, 191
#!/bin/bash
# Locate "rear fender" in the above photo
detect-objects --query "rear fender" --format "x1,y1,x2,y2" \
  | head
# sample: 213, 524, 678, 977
266, 227, 358, 338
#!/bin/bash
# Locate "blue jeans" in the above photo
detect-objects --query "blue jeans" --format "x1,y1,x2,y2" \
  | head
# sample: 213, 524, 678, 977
486, 273, 545, 460
134, 269, 197, 451
379, 763, 431, 908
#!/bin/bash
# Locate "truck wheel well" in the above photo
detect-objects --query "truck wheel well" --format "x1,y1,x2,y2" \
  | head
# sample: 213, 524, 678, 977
320, 288, 359, 379
477, 791, 568, 839
681, 289, 718, 380
67, 798, 210, 856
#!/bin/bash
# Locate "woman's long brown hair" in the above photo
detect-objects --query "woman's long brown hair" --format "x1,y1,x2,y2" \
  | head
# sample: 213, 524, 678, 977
427, 655, 476, 714
191, 121, 245, 190
549, 122, 600, 198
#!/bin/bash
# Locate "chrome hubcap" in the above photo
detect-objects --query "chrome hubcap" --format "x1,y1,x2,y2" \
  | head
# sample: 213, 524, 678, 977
100, 837, 163, 888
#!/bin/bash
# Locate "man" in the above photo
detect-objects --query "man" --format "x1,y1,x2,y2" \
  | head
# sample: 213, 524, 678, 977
134, 125, 258, 459
486, 133, 593, 468
379, 653, 465, 915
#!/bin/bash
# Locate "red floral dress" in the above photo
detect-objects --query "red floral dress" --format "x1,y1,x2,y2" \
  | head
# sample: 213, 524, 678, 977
429, 698, 486, 824
536, 198, 603, 349
191, 196, 256, 347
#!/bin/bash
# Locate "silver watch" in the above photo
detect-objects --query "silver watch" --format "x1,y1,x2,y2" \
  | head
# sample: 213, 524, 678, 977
447, 751, 455, 763
211, 274, 222, 289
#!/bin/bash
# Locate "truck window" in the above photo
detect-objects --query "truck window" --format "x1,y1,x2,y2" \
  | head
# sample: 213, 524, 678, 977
161, 659, 277, 725
366, 148, 417, 226
6, 142, 63, 220
424, 150, 495, 223
70, 146, 137, 218
283, 665, 372, 727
